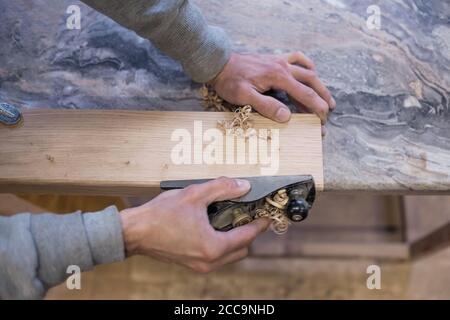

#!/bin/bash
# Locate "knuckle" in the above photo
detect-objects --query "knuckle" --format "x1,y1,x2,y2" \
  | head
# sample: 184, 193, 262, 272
276, 58, 289, 70
217, 176, 237, 190
305, 70, 318, 82
270, 63, 286, 77
274, 71, 289, 83
303, 87, 317, 100
181, 185, 199, 202
200, 243, 222, 262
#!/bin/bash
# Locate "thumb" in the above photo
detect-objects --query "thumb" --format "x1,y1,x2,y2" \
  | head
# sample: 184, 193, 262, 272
194, 177, 251, 205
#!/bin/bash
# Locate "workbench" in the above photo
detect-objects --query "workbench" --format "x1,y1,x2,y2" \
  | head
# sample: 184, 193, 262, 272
1, 0, 448, 193
0, 0, 449, 260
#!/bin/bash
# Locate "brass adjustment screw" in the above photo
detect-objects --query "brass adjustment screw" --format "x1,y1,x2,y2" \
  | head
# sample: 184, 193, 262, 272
231, 208, 252, 228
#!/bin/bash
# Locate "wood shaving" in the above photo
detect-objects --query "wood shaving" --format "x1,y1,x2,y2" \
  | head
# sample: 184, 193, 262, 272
255, 189, 291, 235
217, 105, 254, 138
200, 84, 230, 112
200, 85, 272, 140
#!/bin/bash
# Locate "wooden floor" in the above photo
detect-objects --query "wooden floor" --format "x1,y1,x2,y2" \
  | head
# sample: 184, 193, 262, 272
45, 248, 450, 300
2, 193, 450, 299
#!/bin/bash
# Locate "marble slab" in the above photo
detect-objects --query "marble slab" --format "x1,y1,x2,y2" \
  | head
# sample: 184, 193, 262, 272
0, 0, 448, 193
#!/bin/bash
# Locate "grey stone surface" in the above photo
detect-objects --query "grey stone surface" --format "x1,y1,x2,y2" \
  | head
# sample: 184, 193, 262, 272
0, 0, 449, 192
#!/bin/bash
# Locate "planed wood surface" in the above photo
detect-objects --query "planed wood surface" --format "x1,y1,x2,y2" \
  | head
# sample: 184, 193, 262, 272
0, 110, 323, 195
0, 0, 448, 193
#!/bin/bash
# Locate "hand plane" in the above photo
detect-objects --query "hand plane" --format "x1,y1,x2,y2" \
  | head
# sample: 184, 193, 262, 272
160, 175, 315, 231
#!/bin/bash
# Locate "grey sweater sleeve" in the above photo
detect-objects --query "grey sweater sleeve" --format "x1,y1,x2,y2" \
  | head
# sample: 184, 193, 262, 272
81, 0, 231, 83
0, 206, 125, 299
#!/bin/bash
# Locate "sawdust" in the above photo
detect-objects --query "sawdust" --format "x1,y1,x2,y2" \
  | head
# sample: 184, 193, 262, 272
200, 84, 233, 112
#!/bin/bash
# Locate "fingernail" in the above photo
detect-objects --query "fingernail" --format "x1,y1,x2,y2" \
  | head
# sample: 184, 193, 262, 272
330, 97, 336, 110
235, 179, 251, 190
276, 107, 291, 122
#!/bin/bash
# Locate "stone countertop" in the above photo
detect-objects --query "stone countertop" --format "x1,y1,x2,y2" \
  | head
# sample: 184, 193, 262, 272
0, 0, 449, 193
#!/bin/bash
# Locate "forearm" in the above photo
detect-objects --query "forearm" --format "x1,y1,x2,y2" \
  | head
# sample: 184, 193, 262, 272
81, 0, 231, 82
0, 206, 124, 299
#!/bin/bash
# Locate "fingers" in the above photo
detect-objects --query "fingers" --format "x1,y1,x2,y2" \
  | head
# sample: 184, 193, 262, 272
289, 65, 336, 110
220, 218, 271, 253
187, 177, 251, 206
275, 75, 329, 124
246, 89, 291, 123
281, 51, 316, 70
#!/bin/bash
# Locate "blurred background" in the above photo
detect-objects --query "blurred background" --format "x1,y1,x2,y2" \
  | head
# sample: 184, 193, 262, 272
2, 194, 449, 299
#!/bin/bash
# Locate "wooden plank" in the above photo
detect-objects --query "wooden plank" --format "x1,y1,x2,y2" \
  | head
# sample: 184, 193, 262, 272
0, 110, 323, 196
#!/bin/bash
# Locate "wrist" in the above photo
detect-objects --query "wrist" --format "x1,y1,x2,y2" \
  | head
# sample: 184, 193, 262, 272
207, 52, 236, 87
119, 207, 142, 257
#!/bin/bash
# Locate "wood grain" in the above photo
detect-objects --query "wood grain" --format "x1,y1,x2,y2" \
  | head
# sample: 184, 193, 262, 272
0, 110, 323, 195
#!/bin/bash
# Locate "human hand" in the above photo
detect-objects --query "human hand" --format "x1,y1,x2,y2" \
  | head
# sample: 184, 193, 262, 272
120, 177, 271, 273
209, 52, 335, 125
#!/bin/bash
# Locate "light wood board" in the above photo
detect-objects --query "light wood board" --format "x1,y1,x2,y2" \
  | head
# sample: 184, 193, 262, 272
0, 110, 323, 196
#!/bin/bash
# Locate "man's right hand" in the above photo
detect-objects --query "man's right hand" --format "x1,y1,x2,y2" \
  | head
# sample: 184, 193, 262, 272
120, 177, 271, 273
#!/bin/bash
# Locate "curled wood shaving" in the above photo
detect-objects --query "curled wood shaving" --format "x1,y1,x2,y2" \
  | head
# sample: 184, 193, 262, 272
217, 105, 254, 138
255, 189, 291, 235
200, 85, 272, 140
